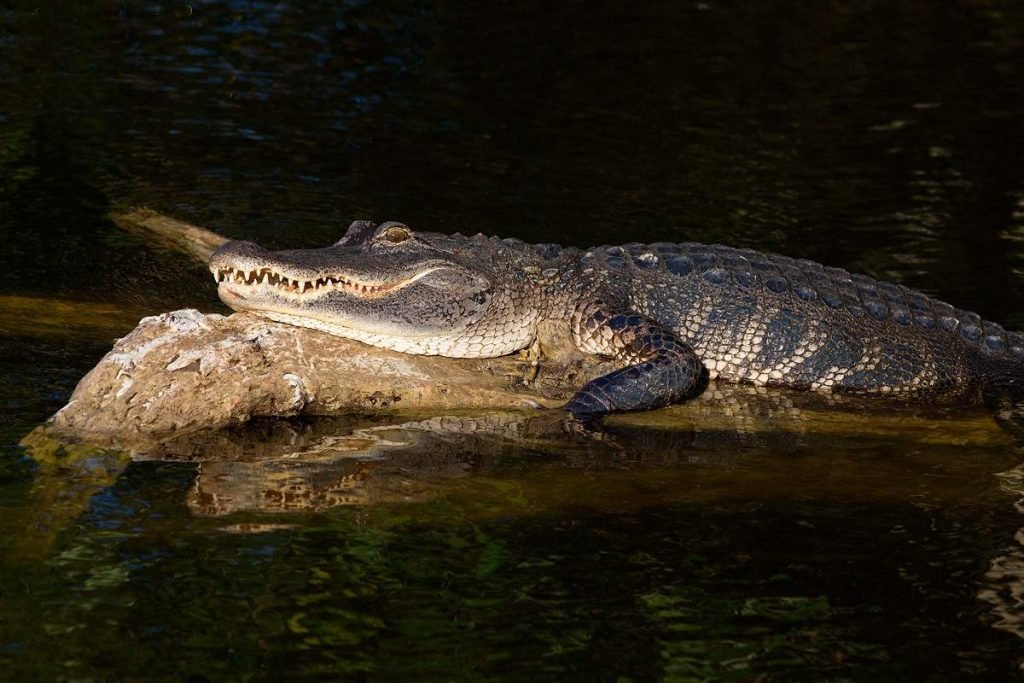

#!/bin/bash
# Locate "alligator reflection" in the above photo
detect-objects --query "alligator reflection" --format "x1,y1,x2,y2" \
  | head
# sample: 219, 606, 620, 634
186, 417, 733, 516
120, 382, 1011, 517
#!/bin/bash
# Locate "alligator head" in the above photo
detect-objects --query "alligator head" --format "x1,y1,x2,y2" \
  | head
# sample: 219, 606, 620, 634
209, 221, 508, 356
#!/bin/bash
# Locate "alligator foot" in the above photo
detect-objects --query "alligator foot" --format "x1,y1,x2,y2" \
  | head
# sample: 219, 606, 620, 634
514, 337, 543, 387
565, 301, 708, 416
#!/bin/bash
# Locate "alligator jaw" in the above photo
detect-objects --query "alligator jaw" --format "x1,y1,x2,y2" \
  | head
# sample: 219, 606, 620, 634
214, 265, 444, 299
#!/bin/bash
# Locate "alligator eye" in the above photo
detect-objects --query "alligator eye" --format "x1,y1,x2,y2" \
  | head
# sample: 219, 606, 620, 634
380, 225, 412, 244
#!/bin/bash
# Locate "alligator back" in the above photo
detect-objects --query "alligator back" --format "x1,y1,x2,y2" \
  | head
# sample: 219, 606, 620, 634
575, 241, 1024, 403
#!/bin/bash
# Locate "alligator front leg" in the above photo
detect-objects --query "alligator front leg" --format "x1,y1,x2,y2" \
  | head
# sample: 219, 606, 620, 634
564, 301, 707, 416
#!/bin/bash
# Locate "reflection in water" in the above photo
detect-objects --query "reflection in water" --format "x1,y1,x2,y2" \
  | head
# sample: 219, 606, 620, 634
184, 414, 714, 516
10, 405, 1024, 679
9, 395, 1024, 678
17, 381, 1019, 523
79, 383, 1001, 516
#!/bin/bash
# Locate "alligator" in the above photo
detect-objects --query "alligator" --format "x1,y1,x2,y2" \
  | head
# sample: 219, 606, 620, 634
209, 221, 1024, 426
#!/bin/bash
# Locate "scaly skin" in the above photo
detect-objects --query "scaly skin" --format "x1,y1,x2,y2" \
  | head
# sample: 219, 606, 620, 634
209, 221, 1024, 424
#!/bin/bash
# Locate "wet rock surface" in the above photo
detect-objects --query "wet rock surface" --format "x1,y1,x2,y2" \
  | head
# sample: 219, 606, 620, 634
45, 308, 617, 445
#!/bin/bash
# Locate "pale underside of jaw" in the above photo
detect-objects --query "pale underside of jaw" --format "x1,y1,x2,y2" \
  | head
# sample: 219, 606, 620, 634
214, 265, 442, 298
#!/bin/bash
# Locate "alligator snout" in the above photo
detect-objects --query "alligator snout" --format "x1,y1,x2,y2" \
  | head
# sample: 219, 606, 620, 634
209, 239, 271, 269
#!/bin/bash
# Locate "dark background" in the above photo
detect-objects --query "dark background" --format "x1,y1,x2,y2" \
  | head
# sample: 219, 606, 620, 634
3, 1, 1024, 314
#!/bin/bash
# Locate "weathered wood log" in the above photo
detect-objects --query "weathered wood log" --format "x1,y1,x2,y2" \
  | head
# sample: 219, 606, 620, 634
110, 207, 229, 263
0, 294, 152, 339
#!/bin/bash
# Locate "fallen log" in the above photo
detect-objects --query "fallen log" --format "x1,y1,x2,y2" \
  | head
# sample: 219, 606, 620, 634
109, 207, 229, 263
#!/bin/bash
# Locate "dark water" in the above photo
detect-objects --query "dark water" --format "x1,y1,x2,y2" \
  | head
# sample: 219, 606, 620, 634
3, 1, 1024, 679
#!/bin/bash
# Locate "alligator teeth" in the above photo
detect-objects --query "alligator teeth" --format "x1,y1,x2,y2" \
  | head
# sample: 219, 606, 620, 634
216, 266, 403, 297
